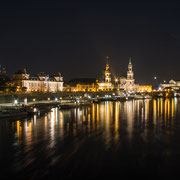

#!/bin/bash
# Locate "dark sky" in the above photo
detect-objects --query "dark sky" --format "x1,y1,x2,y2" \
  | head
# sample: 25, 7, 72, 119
0, 0, 180, 84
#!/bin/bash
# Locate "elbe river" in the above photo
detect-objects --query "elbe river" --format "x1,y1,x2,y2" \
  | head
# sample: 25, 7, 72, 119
1, 98, 180, 178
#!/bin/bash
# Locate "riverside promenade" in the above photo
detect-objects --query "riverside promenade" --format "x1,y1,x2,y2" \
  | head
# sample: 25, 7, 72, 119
0, 91, 120, 104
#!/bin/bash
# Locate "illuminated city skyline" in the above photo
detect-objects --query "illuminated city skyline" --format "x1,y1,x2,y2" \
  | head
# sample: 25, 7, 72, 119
0, 1, 180, 84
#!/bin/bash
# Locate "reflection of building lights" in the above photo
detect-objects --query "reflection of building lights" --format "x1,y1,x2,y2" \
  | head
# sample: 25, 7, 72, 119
50, 109, 55, 147
172, 99, 174, 119
125, 101, 133, 139
25, 121, 28, 132
153, 100, 157, 125
167, 99, 170, 119
115, 102, 119, 133
16, 121, 22, 141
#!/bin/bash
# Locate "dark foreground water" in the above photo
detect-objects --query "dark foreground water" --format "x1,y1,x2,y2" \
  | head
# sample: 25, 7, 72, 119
1, 98, 180, 178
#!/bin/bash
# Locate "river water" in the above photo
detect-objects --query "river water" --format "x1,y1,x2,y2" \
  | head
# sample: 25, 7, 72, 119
1, 98, 180, 178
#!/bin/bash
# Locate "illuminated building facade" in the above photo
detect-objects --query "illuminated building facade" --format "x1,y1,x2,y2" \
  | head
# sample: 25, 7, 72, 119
64, 78, 98, 92
98, 58, 113, 91
63, 86, 77, 92
12, 69, 63, 92
64, 84, 98, 92
76, 83, 98, 92
160, 79, 180, 91
138, 85, 152, 92
119, 58, 139, 92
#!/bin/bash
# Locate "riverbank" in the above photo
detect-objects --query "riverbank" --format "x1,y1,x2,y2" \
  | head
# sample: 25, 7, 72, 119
0, 98, 93, 119
0, 90, 171, 104
0, 91, 118, 104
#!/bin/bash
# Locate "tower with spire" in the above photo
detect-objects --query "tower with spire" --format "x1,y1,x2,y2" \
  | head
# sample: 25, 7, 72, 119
126, 57, 135, 87
119, 57, 139, 92
127, 57, 134, 81
105, 56, 111, 83
98, 56, 113, 91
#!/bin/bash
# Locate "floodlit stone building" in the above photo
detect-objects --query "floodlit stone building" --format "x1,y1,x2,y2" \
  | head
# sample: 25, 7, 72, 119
138, 85, 152, 93
119, 58, 139, 92
64, 78, 98, 92
160, 80, 180, 91
98, 58, 113, 91
12, 69, 63, 92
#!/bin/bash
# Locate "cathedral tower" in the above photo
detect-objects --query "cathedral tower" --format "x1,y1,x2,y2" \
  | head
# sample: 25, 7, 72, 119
105, 56, 111, 83
127, 58, 134, 80
126, 57, 135, 88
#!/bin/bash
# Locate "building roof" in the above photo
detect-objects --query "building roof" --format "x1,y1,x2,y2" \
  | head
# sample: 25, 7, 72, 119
27, 77, 60, 82
13, 69, 63, 82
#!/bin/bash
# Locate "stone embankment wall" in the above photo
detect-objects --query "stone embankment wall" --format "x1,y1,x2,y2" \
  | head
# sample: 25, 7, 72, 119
0, 91, 117, 104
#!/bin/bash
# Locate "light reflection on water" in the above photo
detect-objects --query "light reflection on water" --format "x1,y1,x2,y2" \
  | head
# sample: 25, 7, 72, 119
0, 98, 180, 178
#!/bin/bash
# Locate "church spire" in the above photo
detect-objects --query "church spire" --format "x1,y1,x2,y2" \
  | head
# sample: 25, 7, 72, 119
127, 57, 134, 80
105, 56, 110, 71
128, 57, 132, 71
106, 56, 109, 64
105, 56, 111, 83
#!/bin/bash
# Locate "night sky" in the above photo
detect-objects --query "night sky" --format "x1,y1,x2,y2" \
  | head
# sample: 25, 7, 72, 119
0, 1, 180, 84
